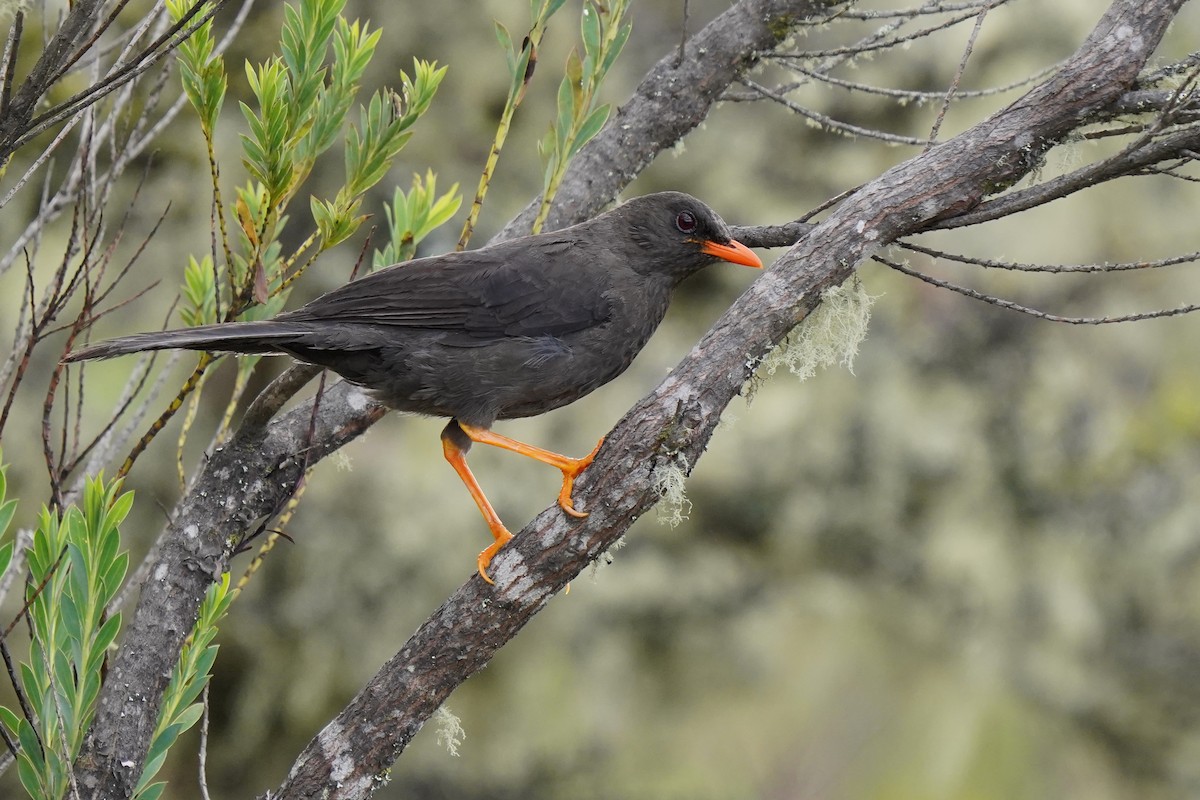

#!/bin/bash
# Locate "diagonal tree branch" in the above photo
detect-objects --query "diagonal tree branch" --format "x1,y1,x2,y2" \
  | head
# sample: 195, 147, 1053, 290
267, 0, 1185, 797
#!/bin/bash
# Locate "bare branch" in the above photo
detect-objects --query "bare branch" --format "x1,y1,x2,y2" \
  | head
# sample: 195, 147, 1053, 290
924, 122, 1200, 230
736, 76, 931, 146
879, 253, 1200, 324
900, 240, 1200, 274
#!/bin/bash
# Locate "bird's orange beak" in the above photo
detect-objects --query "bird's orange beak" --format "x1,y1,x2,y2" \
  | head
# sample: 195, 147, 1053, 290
699, 238, 763, 268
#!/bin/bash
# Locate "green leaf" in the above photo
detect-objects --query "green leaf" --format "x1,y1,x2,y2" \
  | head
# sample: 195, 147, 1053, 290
174, 651, 219, 710
423, 186, 462, 234
570, 104, 610, 156
556, 75, 575, 138
102, 552, 130, 600
60, 591, 82, 646
565, 47, 584, 109
173, 702, 205, 732
20, 662, 42, 712
92, 613, 123, 660
0, 540, 12, 579
0, 704, 19, 732
602, 21, 633, 75
581, 3, 601, 62
144, 716, 183, 761
135, 782, 167, 800
494, 21, 516, 73
17, 753, 44, 800
310, 196, 336, 242
105, 488, 135, 532
542, 0, 569, 20
53, 650, 76, 703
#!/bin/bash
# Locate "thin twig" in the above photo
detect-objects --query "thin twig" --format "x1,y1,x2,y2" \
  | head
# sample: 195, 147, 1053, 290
926, 3, 991, 150
878, 253, 1200, 324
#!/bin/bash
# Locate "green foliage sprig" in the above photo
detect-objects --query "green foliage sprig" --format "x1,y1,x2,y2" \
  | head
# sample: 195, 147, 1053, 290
133, 573, 234, 800
533, 0, 631, 233
374, 170, 463, 268
0, 461, 233, 800
168, 0, 448, 324
312, 60, 448, 249
0, 473, 130, 800
168, 0, 226, 138
457, 0, 570, 249
138, 0, 451, 481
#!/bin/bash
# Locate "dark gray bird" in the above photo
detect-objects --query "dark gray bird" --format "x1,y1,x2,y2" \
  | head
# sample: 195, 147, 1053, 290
66, 192, 762, 581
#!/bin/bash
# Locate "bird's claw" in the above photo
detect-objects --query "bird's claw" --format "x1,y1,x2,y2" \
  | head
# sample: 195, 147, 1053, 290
557, 437, 604, 518
477, 529, 513, 585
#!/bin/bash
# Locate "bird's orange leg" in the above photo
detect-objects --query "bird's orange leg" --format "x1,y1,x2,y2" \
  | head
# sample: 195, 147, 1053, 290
441, 425, 513, 584
456, 422, 603, 517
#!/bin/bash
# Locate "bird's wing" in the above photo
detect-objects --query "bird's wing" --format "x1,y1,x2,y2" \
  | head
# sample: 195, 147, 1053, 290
279, 237, 613, 339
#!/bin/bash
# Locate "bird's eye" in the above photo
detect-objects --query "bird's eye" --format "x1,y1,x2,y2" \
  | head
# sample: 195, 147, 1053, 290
675, 210, 697, 233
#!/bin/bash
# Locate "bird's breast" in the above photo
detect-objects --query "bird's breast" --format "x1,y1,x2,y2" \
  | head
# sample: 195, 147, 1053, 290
492, 279, 673, 420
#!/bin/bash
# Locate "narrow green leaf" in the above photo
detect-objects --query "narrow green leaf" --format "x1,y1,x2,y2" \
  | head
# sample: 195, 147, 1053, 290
581, 3, 601, 61
17, 719, 43, 770
602, 22, 632, 75
20, 663, 42, 711
59, 591, 82, 646
92, 613, 122, 659
570, 104, 610, 156
105, 489, 135, 531
53, 650, 76, 702
423, 188, 462, 234
565, 48, 584, 109
172, 702, 205, 731
102, 552, 130, 599
494, 21, 516, 73
135, 782, 167, 800
556, 76, 575, 136
138, 721, 184, 792
18, 753, 44, 799
0, 704, 21, 735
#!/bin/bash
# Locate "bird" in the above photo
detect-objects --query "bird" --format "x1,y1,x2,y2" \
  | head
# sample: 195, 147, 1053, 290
65, 191, 763, 582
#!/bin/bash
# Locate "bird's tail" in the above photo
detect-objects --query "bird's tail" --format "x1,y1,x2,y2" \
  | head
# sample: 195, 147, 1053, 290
63, 321, 314, 363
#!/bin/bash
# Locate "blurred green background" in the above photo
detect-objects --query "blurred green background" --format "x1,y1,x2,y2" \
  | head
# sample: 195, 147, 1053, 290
3, 1, 1200, 798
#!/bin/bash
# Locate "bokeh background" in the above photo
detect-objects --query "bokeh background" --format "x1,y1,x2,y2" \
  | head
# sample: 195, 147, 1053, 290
3, 1, 1200, 798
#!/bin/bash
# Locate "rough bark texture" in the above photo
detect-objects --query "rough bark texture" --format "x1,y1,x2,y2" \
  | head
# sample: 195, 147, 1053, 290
67, 0, 1188, 797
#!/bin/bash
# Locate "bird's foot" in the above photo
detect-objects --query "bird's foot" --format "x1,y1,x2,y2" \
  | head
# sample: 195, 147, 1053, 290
477, 528, 514, 585
557, 437, 604, 517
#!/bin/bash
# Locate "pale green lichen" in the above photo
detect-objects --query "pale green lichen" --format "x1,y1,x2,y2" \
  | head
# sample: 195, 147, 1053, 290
434, 706, 465, 757
653, 455, 692, 528
0, 0, 28, 21
748, 277, 875, 400
589, 535, 626, 580
715, 407, 740, 432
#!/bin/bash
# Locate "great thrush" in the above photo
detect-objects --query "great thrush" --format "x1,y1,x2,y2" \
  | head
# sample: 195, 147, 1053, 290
65, 191, 763, 581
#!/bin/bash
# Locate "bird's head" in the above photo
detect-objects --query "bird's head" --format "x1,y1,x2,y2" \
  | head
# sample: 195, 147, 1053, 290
617, 191, 762, 281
